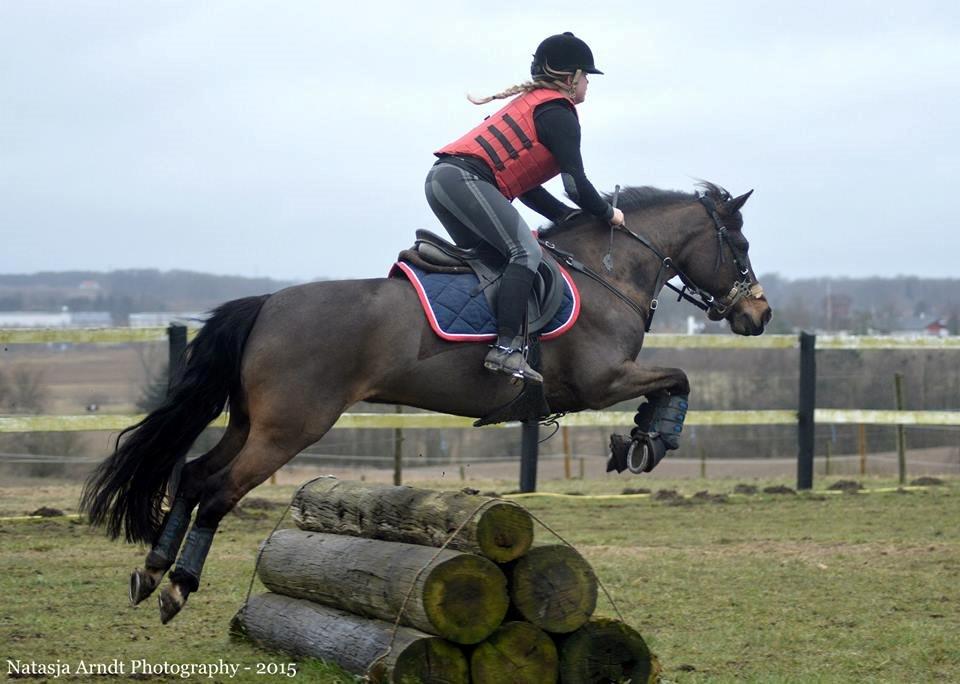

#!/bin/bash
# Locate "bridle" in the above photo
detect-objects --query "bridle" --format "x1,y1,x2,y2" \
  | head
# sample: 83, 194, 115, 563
538, 189, 765, 332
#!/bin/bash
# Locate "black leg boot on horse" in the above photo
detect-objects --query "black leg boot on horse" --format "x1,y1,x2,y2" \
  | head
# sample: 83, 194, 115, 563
484, 263, 543, 384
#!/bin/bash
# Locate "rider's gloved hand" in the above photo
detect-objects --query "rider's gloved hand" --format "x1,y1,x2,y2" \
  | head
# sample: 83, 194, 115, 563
610, 208, 625, 226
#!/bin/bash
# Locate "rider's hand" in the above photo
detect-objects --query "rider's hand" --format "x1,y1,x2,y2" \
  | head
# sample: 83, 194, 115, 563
610, 208, 625, 226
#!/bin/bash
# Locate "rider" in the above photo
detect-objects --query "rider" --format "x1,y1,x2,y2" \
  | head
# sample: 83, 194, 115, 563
427, 32, 625, 384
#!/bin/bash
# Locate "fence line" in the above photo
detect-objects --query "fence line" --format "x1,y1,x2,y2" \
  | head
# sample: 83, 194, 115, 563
3, 327, 960, 489
2, 408, 959, 435
5, 327, 960, 349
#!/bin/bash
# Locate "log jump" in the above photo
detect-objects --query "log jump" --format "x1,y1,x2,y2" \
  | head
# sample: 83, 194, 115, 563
231, 480, 658, 683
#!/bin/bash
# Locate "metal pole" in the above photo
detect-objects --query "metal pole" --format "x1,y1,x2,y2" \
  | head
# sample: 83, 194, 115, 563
797, 331, 816, 490
394, 405, 404, 486
166, 323, 188, 392
825, 440, 832, 477
894, 373, 906, 485
519, 420, 539, 492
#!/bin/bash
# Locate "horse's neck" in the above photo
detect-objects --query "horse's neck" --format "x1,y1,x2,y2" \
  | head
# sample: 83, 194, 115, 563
551, 217, 682, 304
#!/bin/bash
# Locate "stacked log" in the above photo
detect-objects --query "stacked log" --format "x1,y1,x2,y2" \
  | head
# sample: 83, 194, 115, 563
291, 479, 534, 562
231, 594, 469, 683
232, 480, 658, 683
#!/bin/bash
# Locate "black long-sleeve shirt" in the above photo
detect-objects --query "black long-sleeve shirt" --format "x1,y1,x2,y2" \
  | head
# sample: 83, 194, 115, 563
438, 99, 613, 223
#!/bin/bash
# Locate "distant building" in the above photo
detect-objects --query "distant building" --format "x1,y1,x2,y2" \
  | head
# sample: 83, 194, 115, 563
893, 314, 952, 337
0, 311, 71, 327
69, 311, 112, 327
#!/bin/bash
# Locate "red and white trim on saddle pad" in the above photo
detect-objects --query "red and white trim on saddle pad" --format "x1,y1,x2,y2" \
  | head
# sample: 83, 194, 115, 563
392, 261, 581, 343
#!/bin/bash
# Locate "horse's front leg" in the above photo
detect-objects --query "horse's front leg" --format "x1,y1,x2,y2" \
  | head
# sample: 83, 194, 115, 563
587, 361, 691, 475
595, 361, 690, 406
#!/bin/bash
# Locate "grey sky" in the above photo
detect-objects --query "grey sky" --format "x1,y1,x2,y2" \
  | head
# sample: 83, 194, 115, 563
2, 1, 957, 282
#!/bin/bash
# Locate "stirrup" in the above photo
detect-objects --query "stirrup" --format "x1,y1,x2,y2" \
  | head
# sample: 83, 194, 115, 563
484, 345, 543, 384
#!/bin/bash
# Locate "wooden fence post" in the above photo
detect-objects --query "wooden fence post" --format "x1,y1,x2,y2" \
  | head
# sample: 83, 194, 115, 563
394, 405, 404, 486
797, 331, 817, 490
894, 373, 906, 485
858, 424, 867, 475
166, 323, 189, 490
166, 323, 187, 392
520, 421, 539, 493
562, 426, 572, 480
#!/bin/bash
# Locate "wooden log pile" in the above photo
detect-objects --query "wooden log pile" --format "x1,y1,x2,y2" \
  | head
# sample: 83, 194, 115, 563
231, 479, 659, 683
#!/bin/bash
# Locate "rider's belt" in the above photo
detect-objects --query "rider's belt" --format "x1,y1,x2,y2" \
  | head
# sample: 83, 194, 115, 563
436, 88, 575, 200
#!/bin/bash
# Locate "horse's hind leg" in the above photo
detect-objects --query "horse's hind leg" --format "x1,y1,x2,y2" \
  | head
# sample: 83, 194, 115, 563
129, 417, 249, 606
157, 416, 331, 624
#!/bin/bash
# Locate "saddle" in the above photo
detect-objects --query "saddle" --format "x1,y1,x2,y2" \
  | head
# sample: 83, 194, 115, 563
399, 230, 567, 335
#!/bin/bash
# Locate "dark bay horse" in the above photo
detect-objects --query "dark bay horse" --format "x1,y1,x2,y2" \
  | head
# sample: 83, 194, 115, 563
81, 182, 771, 623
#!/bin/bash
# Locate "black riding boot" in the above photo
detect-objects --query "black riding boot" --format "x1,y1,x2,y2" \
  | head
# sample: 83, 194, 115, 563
484, 264, 543, 384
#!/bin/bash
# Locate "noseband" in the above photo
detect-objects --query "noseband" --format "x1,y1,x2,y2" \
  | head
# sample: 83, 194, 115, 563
539, 191, 764, 331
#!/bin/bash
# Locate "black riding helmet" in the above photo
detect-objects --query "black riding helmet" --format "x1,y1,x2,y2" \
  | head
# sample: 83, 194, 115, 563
531, 32, 603, 77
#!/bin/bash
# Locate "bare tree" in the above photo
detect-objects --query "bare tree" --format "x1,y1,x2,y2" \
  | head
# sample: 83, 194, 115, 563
0, 366, 47, 414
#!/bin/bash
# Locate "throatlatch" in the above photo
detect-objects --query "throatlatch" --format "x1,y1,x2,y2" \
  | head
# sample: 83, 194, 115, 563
607, 393, 689, 474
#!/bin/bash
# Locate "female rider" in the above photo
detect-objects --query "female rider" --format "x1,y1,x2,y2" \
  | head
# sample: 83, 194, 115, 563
427, 32, 624, 384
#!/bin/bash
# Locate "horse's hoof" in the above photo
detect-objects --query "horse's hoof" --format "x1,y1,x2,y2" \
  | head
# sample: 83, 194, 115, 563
158, 585, 186, 624
129, 568, 159, 606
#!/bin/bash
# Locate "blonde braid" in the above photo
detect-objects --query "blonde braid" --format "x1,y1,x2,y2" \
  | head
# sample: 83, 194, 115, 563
467, 65, 576, 105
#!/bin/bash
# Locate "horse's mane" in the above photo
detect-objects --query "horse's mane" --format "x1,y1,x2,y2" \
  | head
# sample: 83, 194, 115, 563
540, 181, 731, 237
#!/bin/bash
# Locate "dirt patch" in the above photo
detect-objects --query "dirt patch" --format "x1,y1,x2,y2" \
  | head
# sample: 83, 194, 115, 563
733, 484, 758, 495
827, 480, 863, 493
239, 497, 282, 510
693, 490, 729, 504
910, 477, 945, 486
622, 487, 651, 495
654, 489, 683, 501
29, 507, 64, 517
762, 485, 796, 495
653, 489, 691, 506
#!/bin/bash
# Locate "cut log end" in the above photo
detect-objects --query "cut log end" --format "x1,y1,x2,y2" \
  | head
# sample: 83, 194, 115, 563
423, 555, 509, 644
475, 502, 534, 562
557, 617, 656, 684
510, 545, 598, 633
470, 621, 558, 684
373, 637, 469, 684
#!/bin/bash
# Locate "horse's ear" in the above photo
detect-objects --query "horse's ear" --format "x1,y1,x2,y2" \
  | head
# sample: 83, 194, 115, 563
722, 189, 754, 215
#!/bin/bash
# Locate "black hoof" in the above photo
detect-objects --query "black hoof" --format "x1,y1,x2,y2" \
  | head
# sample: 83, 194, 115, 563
158, 586, 186, 624
129, 569, 159, 606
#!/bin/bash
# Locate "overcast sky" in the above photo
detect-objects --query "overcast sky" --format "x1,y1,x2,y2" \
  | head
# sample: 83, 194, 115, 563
2, 1, 957, 282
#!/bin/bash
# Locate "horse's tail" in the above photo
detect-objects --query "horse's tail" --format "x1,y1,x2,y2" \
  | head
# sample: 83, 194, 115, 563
80, 294, 270, 544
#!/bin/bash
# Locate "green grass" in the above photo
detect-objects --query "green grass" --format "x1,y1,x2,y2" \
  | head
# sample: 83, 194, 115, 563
1, 476, 958, 683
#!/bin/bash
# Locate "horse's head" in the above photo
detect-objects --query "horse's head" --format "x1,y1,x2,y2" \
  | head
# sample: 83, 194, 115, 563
671, 183, 772, 336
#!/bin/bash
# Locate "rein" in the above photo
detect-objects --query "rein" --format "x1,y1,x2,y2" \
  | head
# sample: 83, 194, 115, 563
538, 192, 764, 332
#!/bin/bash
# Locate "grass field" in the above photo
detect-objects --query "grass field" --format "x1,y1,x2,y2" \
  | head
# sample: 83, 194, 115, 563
2, 475, 958, 683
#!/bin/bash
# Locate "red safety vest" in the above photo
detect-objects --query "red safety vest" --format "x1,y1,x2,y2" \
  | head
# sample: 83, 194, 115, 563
436, 89, 576, 200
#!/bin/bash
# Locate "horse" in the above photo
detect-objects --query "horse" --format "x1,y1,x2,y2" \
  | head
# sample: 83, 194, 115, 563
81, 181, 772, 624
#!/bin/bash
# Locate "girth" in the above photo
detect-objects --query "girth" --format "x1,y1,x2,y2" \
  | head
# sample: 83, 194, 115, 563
399, 229, 567, 335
